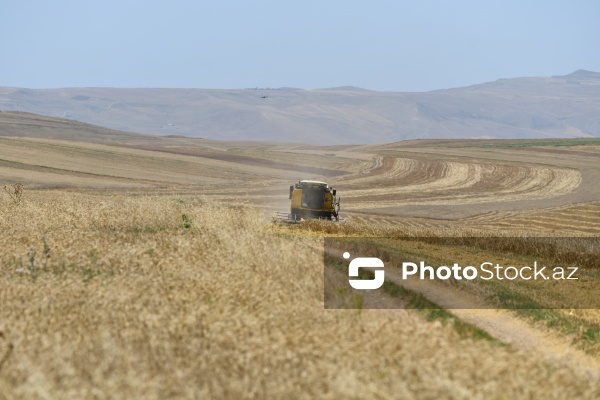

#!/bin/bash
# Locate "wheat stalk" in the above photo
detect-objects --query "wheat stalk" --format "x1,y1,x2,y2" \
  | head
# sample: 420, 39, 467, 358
3, 183, 23, 205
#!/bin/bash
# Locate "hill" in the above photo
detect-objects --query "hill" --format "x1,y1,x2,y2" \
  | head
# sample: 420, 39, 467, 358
1, 70, 599, 144
0, 112, 348, 191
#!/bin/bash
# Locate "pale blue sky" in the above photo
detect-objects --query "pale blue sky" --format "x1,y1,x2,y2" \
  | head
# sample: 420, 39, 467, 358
1, 0, 598, 91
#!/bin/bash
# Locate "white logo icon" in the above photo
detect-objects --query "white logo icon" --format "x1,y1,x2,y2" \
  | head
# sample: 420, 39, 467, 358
345, 252, 385, 290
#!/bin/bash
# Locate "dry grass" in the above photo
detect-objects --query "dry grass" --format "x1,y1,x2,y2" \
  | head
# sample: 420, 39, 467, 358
3, 183, 23, 205
0, 191, 598, 399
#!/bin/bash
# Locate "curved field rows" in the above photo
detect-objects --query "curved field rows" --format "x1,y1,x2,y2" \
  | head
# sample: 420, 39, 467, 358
339, 155, 581, 210
463, 201, 600, 234
345, 160, 482, 195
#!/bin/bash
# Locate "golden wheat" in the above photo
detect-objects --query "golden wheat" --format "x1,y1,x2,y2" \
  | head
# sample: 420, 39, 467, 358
0, 191, 597, 399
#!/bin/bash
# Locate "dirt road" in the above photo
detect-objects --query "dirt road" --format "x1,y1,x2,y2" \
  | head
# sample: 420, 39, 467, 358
383, 267, 600, 381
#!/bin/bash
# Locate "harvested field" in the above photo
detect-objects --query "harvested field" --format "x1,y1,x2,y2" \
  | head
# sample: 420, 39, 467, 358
339, 156, 581, 208
463, 201, 600, 234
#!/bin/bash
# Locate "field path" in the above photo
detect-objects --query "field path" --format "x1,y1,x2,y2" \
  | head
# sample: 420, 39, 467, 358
383, 267, 600, 381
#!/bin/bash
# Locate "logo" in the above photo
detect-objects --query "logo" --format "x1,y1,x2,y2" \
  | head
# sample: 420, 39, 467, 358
344, 252, 385, 290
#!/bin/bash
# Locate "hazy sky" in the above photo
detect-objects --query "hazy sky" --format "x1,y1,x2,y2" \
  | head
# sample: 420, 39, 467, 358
1, 0, 599, 92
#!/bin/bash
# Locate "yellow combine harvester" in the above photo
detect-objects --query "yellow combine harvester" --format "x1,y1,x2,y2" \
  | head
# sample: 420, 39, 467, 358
274, 180, 341, 222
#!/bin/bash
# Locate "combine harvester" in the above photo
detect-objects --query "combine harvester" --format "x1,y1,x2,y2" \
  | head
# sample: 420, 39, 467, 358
274, 180, 342, 223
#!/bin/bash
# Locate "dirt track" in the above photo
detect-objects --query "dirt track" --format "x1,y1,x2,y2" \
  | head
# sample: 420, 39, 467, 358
382, 267, 600, 382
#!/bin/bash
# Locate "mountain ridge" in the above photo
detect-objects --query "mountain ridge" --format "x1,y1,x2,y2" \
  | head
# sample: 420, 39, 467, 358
1, 70, 599, 144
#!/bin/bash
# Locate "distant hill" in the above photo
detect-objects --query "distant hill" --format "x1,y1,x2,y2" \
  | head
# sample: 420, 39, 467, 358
0, 111, 148, 143
1, 70, 599, 144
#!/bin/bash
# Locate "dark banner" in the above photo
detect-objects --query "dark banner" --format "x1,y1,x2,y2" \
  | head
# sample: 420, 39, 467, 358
324, 236, 600, 309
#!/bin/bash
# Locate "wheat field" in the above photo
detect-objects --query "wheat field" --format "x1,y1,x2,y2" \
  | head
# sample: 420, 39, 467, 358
0, 191, 598, 399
